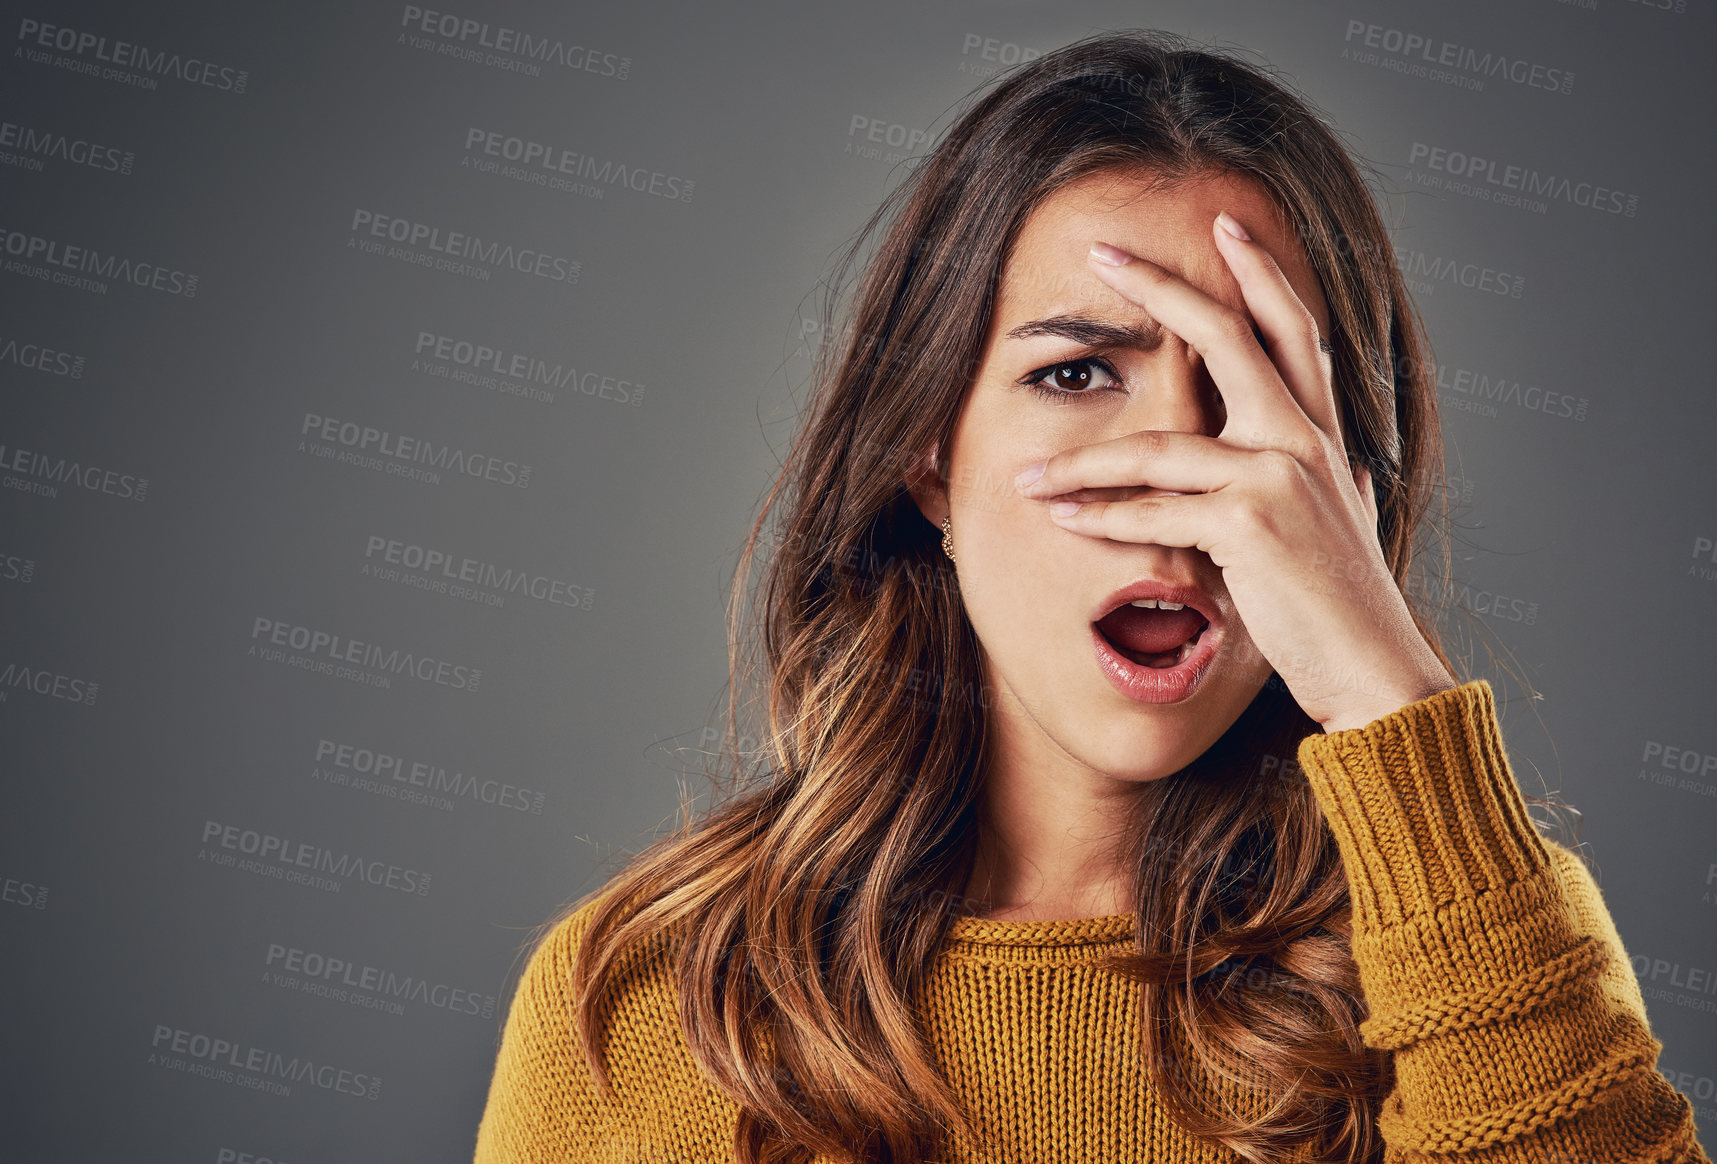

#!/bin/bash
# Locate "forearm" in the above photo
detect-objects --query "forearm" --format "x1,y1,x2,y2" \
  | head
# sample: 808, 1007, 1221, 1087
1296, 679, 1710, 1162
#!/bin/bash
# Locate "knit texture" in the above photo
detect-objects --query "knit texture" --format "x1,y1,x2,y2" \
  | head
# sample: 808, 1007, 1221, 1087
473, 679, 1711, 1162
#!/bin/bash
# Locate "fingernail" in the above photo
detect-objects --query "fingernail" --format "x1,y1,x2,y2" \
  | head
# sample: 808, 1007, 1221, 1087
1216, 211, 1250, 241
1050, 500, 1082, 517
1015, 460, 1046, 488
1087, 241, 1130, 266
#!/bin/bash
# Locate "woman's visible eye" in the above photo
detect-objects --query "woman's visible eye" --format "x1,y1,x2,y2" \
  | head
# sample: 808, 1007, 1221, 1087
1019, 356, 1122, 402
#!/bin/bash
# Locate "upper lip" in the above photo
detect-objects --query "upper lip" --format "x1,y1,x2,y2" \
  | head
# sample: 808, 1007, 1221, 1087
1090, 578, 1222, 627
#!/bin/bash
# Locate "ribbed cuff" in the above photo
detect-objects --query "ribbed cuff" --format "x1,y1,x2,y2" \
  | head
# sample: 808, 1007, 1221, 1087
1295, 678, 1554, 933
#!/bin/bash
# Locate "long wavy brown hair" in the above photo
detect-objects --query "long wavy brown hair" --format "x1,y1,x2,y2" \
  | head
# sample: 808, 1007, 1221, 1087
561, 28, 1572, 1164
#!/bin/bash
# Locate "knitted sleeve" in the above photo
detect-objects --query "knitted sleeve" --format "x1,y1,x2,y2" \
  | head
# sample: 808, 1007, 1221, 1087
1295, 678, 1711, 1163
472, 897, 621, 1163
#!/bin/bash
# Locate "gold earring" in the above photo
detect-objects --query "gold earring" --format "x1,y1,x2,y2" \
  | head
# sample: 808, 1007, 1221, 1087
941, 515, 955, 562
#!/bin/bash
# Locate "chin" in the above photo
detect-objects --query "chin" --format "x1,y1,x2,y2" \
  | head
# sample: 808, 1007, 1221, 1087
1082, 647, 1275, 769
972, 605, 1269, 784
1071, 703, 1229, 783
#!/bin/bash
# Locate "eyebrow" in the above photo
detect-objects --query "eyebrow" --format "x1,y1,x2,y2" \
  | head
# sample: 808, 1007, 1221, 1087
1004, 312, 1166, 350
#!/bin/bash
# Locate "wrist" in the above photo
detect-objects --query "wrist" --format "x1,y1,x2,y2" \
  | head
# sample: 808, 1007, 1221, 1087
1317, 665, 1459, 734
1296, 677, 1555, 931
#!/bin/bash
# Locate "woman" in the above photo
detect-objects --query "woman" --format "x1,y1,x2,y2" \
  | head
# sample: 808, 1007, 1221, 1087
473, 29, 1710, 1164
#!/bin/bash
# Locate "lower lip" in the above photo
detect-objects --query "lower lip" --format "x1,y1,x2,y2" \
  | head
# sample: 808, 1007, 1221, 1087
1089, 617, 1222, 704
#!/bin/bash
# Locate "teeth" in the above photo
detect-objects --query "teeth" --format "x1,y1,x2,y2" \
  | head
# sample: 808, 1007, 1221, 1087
1175, 624, 1206, 664
1138, 631, 1203, 669
1128, 598, 1186, 610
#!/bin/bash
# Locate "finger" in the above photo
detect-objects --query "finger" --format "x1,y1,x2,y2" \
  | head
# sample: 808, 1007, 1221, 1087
1016, 428, 1252, 499
1211, 211, 1342, 441
1085, 243, 1311, 453
1046, 489, 1225, 555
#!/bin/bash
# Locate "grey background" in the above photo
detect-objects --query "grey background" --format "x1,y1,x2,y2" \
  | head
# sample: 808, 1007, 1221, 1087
2, 0, 1714, 1159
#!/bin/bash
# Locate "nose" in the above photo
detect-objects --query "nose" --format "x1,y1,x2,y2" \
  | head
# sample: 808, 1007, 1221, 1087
1120, 343, 1226, 441
1107, 347, 1226, 506
1061, 349, 1224, 507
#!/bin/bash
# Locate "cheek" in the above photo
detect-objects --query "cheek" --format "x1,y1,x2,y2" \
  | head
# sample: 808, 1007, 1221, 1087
956, 501, 1051, 616
947, 413, 1069, 586
948, 445, 1090, 689
946, 392, 1085, 517
957, 491, 1070, 616
956, 525, 1094, 739
945, 397, 1099, 651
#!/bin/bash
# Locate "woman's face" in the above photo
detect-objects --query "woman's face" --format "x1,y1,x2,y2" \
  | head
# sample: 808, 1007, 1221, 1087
918, 166, 1338, 785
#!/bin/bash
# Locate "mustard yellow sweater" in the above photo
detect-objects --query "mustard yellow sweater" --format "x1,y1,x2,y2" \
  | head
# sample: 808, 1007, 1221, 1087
472, 679, 1712, 1162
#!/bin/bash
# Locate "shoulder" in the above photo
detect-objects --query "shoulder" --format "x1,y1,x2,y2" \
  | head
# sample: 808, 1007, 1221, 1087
510, 886, 740, 1130
493, 887, 699, 1088
478, 890, 722, 1158
488, 892, 610, 1078
513, 883, 697, 1055
524, 891, 607, 977
512, 885, 668, 1018
478, 885, 746, 1158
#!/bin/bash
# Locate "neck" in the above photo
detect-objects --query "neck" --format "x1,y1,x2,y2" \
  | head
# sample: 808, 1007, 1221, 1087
961, 782, 1137, 922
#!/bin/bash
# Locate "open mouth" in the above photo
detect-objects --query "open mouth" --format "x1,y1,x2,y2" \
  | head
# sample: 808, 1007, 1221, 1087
1093, 598, 1211, 670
